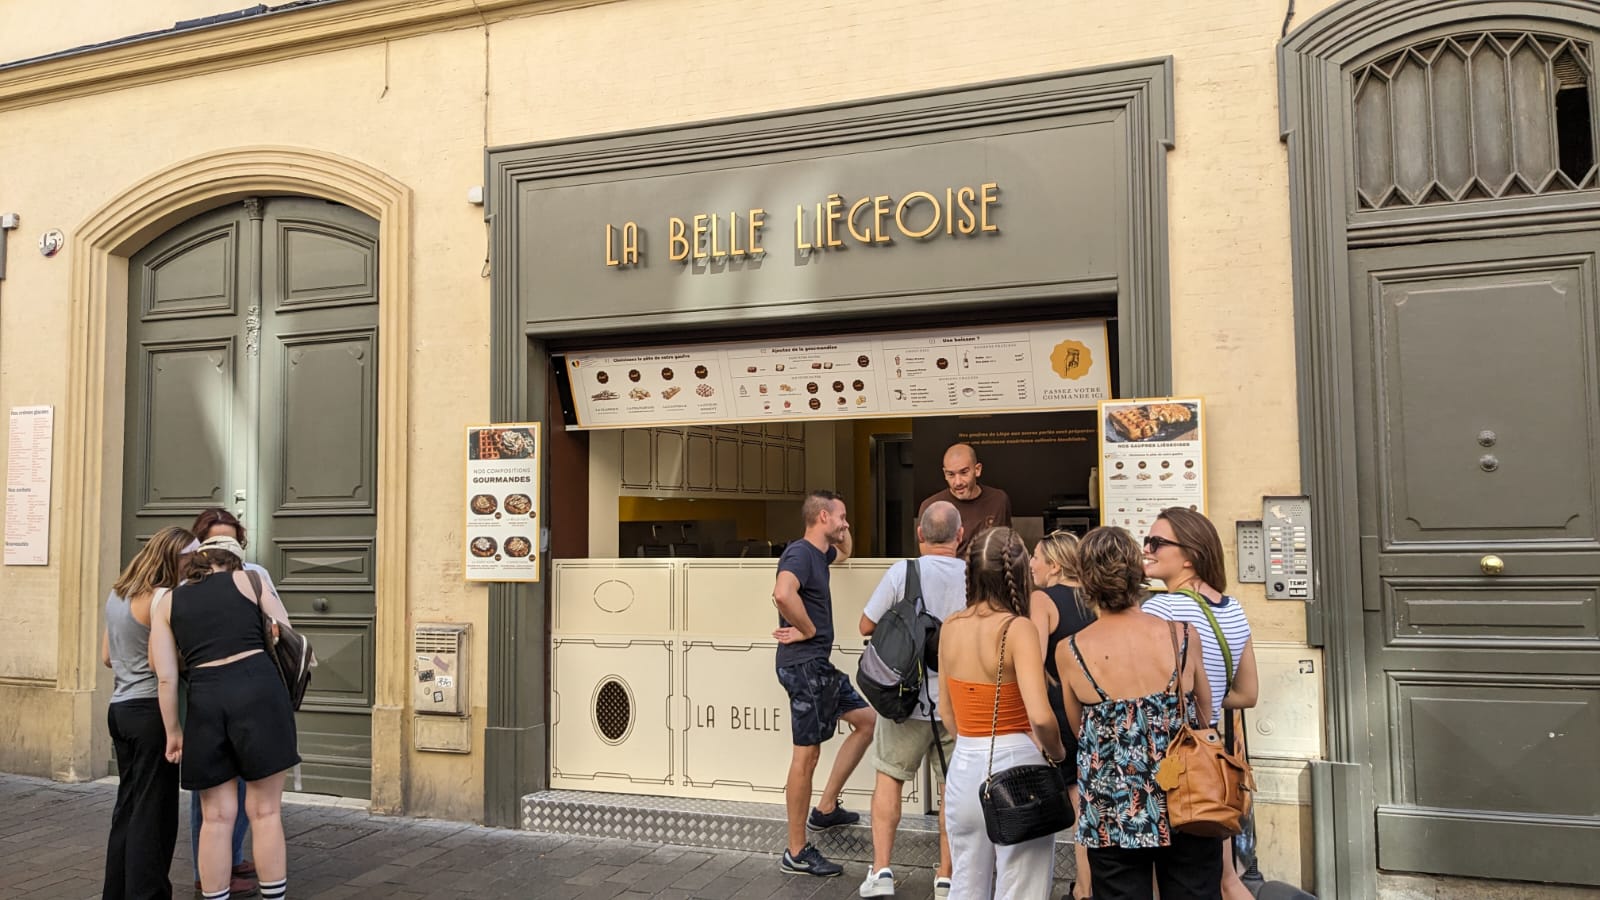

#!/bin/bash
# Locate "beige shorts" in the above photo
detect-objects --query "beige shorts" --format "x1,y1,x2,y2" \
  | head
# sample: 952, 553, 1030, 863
871, 715, 955, 785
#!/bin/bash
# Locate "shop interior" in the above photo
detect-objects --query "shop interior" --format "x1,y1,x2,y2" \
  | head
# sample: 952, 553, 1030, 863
545, 314, 1120, 562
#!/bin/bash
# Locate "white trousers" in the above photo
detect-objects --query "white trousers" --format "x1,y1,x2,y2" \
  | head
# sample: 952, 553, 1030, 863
943, 733, 1057, 900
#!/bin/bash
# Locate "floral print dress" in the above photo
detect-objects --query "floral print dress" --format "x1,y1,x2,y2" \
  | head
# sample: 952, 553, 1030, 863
1067, 623, 1187, 849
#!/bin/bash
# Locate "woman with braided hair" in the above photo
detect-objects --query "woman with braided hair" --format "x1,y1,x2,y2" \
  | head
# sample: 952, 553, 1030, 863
937, 527, 1066, 898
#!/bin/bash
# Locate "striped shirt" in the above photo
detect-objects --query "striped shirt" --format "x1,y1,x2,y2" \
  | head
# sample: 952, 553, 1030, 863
1141, 591, 1251, 725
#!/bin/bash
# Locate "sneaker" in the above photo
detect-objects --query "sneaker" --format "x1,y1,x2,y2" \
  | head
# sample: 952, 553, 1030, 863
807, 803, 861, 832
933, 876, 952, 898
781, 843, 843, 877
859, 866, 895, 897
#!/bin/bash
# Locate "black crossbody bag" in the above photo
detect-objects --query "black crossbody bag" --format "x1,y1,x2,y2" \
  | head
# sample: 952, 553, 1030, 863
978, 616, 1075, 845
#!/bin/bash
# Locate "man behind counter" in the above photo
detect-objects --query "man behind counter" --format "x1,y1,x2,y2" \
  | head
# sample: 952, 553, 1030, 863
919, 443, 1012, 554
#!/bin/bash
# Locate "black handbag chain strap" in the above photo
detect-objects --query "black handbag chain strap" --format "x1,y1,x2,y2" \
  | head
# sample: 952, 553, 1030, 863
983, 614, 1017, 784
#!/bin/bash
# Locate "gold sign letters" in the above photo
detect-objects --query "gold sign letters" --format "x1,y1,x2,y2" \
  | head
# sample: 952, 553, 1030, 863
604, 182, 999, 268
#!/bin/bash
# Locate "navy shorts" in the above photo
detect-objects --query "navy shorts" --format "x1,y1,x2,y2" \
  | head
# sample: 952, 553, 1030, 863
776, 658, 868, 747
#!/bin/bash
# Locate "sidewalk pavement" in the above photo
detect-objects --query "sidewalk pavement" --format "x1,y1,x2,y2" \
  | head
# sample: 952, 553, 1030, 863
0, 773, 937, 899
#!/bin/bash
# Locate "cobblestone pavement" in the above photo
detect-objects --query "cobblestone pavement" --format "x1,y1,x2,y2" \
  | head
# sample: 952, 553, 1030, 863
0, 773, 938, 899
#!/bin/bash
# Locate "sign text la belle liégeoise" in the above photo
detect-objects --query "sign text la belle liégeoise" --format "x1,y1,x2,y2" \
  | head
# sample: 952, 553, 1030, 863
604, 182, 1000, 268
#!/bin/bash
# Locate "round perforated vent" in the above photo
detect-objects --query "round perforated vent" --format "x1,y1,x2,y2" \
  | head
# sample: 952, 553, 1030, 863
592, 677, 634, 745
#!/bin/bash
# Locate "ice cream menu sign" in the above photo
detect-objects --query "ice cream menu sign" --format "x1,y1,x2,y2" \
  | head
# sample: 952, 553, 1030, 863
5, 405, 53, 566
464, 423, 541, 582
1097, 397, 1207, 536
566, 320, 1110, 429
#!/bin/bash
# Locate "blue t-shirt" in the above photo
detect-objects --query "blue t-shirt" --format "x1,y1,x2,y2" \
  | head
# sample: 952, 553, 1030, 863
774, 539, 838, 668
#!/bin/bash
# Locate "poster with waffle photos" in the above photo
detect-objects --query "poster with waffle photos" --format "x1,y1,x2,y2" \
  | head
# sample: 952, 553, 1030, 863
465, 423, 542, 582
1098, 397, 1206, 535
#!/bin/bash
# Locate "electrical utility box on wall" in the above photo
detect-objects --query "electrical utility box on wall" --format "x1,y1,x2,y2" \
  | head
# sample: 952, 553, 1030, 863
413, 625, 469, 716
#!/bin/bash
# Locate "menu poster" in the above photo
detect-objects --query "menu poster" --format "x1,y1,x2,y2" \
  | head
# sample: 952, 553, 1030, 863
464, 423, 541, 582
565, 320, 1111, 429
1098, 397, 1206, 536
5, 406, 53, 566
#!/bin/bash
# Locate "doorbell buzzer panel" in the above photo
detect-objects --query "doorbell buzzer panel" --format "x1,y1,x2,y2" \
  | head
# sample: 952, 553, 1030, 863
1236, 519, 1266, 585
1262, 496, 1313, 600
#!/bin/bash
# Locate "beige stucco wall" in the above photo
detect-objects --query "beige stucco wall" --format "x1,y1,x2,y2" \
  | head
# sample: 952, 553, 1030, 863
0, 0, 1339, 855
0, 0, 249, 64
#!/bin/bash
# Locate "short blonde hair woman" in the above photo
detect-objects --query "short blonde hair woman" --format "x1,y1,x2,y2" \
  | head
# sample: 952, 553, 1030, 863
1059, 527, 1218, 899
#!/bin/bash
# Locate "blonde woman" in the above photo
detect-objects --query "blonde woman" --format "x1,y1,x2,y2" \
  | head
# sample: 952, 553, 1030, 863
939, 527, 1066, 899
1027, 530, 1094, 900
151, 536, 298, 900
101, 525, 194, 900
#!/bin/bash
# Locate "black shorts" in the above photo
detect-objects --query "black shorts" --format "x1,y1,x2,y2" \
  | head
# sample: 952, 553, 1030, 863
775, 658, 868, 747
182, 652, 301, 791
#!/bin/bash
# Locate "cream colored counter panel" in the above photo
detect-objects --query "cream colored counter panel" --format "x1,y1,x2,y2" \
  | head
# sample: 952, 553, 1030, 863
552, 558, 918, 809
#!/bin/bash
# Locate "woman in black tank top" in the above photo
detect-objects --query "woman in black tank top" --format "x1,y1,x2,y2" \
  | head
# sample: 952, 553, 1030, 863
150, 536, 299, 900
1027, 530, 1095, 900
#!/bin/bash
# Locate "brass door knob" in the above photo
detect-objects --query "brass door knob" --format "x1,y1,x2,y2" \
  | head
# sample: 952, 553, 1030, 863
1480, 555, 1504, 576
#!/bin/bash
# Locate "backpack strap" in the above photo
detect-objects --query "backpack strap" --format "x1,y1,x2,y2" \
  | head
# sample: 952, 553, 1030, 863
903, 558, 923, 611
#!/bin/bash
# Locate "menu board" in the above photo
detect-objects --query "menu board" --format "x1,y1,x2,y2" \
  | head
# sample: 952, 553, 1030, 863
5, 406, 53, 566
1098, 397, 1206, 536
566, 320, 1110, 429
464, 423, 541, 582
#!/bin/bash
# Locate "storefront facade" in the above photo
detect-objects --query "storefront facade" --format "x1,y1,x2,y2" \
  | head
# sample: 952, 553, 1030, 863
1, 0, 1595, 896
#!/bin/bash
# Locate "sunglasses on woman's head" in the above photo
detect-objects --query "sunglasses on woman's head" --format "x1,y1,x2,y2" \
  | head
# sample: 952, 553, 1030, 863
1143, 535, 1189, 552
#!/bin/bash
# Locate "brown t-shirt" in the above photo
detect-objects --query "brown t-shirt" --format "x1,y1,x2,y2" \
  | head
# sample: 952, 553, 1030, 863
919, 486, 1012, 554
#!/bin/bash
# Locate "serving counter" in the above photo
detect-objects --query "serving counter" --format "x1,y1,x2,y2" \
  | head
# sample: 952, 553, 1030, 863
549, 558, 926, 809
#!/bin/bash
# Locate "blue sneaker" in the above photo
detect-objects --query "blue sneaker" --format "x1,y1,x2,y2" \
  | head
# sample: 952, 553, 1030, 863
781, 843, 843, 877
807, 803, 861, 832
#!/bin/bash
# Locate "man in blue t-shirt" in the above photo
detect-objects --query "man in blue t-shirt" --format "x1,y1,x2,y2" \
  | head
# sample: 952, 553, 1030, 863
772, 490, 876, 878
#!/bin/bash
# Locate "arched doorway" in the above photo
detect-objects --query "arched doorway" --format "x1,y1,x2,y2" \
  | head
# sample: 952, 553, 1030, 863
1283, 1, 1600, 891
122, 196, 381, 797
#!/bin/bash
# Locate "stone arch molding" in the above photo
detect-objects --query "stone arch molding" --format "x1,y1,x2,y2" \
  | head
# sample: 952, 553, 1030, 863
58, 147, 411, 809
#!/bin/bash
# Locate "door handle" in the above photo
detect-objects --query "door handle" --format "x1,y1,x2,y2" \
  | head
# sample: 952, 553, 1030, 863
1479, 555, 1504, 576
313, 597, 329, 612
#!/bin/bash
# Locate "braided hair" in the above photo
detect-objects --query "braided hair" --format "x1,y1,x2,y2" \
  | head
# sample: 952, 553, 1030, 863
964, 526, 1034, 617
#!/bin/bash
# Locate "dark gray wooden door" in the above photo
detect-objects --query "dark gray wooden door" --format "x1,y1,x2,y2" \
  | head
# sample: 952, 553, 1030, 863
1351, 234, 1600, 884
124, 197, 379, 798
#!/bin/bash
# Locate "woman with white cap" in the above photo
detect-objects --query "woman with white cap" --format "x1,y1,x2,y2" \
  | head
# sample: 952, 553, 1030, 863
100, 525, 194, 900
151, 535, 299, 900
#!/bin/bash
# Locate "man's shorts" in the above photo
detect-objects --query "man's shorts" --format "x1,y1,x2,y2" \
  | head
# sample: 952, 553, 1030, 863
775, 658, 868, 747
872, 715, 955, 786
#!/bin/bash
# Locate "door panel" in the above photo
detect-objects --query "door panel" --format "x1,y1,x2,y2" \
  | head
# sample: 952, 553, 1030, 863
1353, 234, 1600, 882
1373, 257, 1600, 546
258, 198, 379, 798
125, 197, 379, 798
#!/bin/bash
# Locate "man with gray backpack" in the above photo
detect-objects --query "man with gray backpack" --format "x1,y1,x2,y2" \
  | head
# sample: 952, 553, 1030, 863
856, 501, 968, 898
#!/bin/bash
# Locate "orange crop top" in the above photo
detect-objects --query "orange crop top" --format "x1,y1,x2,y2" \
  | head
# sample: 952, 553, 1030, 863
948, 677, 1031, 737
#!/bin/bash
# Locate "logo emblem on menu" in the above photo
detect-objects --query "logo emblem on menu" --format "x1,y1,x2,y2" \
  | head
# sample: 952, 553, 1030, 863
1050, 339, 1093, 380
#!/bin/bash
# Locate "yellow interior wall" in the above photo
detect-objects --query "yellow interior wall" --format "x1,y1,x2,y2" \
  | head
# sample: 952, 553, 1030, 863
617, 497, 773, 540
850, 418, 913, 557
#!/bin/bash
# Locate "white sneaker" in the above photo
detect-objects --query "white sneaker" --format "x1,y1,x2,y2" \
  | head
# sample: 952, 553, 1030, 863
933, 875, 952, 898
859, 866, 895, 897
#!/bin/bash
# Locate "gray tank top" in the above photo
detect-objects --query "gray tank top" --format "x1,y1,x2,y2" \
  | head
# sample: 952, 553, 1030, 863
106, 589, 161, 703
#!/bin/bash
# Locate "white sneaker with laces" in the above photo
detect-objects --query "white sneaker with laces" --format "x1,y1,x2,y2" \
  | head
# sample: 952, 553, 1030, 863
932, 875, 952, 898
859, 866, 895, 897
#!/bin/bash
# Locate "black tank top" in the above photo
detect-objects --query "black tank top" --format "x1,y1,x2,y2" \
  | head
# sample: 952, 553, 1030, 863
1042, 584, 1093, 685
170, 572, 267, 668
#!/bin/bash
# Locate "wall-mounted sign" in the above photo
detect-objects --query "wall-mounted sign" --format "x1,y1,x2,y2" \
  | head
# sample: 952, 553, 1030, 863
5, 405, 53, 566
1097, 397, 1206, 536
603, 182, 1001, 268
464, 423, 541, 582
565, 320, 1110, 430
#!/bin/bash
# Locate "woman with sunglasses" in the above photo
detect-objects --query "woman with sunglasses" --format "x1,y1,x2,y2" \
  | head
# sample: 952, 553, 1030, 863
1139, 508, 1259, 900
1027, 530, 1095, 900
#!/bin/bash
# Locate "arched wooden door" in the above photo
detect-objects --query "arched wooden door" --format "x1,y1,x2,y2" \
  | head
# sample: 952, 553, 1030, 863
122, 196, 380, 798
1285, 6, 1600, 889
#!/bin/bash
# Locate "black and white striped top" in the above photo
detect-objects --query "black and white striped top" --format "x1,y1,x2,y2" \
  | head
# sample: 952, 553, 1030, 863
1141, 591, 1251, 725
